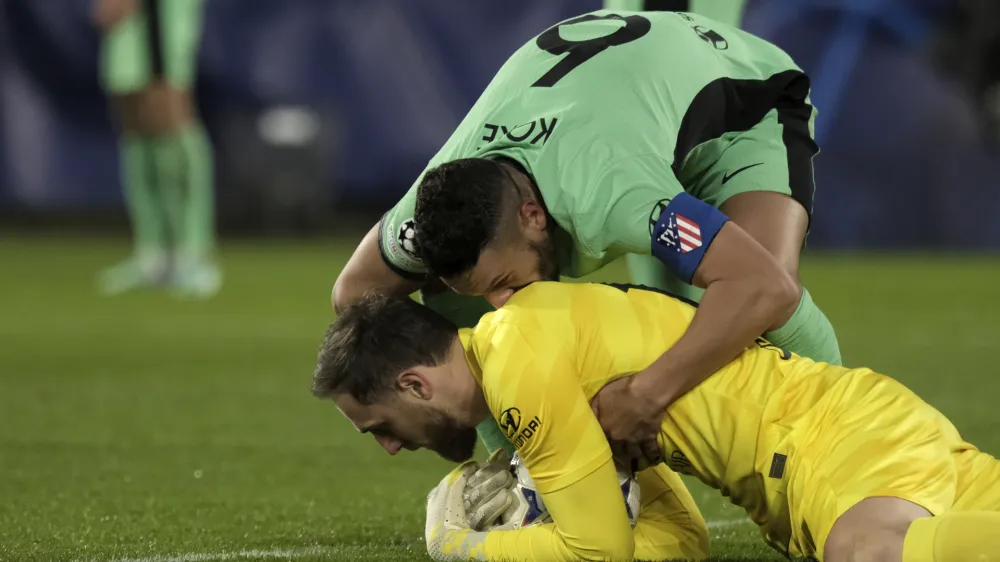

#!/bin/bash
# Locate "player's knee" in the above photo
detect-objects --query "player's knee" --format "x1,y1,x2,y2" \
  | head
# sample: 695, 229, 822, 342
824, 497, 927, 562
690, 518, 710, 560
824, 528, 906, 562
136, 83, 195, 134
110, 93, 144, 134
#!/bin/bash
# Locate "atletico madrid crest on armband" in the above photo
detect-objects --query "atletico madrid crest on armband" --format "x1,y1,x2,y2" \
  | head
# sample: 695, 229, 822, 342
673, 214, 702, 253
658, 213, 703, 254
650, 192, 728, 284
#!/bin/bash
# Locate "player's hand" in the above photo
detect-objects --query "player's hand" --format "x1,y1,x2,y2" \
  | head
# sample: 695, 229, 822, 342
425, 461, 479, 561
91, 0, 136, 31
592, 375, 665, 472
463, 449, 515, 531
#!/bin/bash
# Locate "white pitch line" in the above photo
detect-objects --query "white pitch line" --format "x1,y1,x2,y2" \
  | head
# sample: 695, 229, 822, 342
89, 546, 334, 562
94, 521, 753, 562
707, 518, 752, 530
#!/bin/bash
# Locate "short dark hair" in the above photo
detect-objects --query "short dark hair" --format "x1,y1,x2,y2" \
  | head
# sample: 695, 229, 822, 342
312, 293, 458, 404
415, 158, 516, 279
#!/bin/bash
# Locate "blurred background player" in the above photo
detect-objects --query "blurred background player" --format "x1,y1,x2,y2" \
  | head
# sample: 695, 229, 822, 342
604, 1, 747, 35
93, 0, 219, 297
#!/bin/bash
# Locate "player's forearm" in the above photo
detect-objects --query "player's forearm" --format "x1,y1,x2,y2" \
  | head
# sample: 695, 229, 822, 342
485, 460, 636, 561
486, 525, 591, 561
636, 272, 800, 408
332, 223, 425, 313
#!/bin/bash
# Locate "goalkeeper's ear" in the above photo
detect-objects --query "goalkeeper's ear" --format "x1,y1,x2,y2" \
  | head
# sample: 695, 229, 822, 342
398, 371, 434, 401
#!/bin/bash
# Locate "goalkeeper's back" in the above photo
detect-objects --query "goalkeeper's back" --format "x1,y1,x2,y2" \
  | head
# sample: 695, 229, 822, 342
473, 281, 852, 530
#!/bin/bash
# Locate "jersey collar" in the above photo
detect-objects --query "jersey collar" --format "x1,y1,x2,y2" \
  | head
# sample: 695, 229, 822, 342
457, 328, 484, 385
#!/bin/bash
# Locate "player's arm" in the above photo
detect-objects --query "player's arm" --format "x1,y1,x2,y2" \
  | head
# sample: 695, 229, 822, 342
331, 191, 428, 312
484, 326, 634, 561
588, 154, 799, 462
426, 324, 637, 561
486, 460, 634, 561
643, 219, 800, 392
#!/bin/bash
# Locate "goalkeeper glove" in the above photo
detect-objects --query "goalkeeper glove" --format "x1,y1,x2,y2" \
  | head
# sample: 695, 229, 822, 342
425, 461, 488, 562
464, 449, 516, 531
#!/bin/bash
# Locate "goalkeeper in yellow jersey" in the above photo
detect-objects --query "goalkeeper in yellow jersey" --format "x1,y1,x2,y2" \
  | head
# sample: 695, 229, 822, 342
313, 284, 1000, 562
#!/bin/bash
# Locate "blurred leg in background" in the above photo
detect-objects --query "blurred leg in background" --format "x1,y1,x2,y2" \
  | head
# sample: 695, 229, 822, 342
603, 0, 747, 27
95, 0, 219, 298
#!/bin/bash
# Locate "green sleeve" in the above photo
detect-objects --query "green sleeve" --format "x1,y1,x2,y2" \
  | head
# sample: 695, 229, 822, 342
378, 178, 427, 280
573, 153, 686, 262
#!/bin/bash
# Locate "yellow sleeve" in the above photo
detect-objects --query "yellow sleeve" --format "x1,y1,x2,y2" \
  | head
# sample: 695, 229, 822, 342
476, 322, 610, 494
475, 323, 634, 560
485, 458, 635, 562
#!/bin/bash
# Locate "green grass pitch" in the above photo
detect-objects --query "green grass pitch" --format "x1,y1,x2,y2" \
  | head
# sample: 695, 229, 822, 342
1, 235, 998, 562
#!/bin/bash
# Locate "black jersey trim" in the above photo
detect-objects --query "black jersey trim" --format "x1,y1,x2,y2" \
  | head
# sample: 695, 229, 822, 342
642, 0, 690, 11
603, 282, 701, 309
673, 69, 817, 215
376, 214, 428, 282
145, 0, 165, 78
775, 76, 819, 216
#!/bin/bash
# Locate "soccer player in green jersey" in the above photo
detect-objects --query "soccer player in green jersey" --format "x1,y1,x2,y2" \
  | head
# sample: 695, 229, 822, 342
93, 0, 219, 298
332, 10, 841, 465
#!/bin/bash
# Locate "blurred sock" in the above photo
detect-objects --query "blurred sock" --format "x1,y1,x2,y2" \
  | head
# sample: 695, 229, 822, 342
121, 135, 167, 265
150, 125, 220, 298
177, 123, 216, 264
149, 132, 186, 257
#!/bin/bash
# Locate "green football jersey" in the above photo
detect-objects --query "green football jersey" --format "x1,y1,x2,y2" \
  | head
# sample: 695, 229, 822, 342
380, 10, 806, 279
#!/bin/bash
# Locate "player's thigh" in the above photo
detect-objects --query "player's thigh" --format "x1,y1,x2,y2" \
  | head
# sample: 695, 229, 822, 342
953, 448, 1000, 512
633, 465, 709, 561
822, 497, 931, 562
682, 108, 813, 277
101, 0, 201, 134
156, 0, 204, 90
785, 370, 963, 557
138, 0, 202, 134
100, 10, 151, 95
101, 0, 203, 92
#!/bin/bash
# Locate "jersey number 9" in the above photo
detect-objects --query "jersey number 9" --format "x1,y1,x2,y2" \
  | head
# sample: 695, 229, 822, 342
532, 14, 651, 88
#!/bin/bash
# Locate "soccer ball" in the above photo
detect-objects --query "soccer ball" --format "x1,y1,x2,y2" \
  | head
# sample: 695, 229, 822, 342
397, 220, 419, 257
502, 452, 641, 529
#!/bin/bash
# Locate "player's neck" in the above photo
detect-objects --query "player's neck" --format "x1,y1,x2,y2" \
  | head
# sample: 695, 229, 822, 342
448, 338, 492, 426
467, 385, 491, 426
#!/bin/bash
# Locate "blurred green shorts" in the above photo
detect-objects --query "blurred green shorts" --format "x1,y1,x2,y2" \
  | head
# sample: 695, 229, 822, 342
100, 0, 204, 93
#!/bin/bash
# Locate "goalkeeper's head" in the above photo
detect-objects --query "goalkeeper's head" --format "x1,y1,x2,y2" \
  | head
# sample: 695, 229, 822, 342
312, 293, 486, 463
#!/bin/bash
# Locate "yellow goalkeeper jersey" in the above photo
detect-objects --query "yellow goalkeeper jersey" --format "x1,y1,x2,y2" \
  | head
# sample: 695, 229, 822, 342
461, 281, 843, 556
